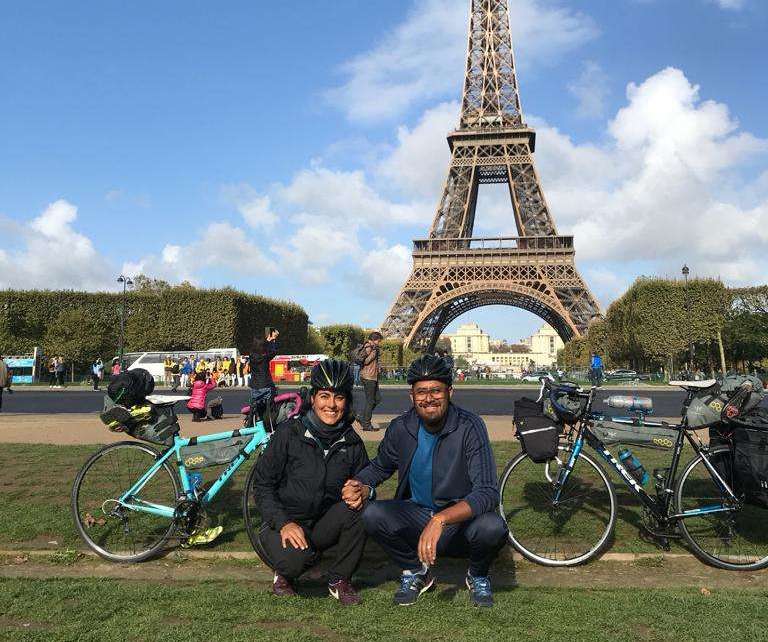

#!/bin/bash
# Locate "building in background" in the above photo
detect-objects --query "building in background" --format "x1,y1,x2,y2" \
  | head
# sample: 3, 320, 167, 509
443, 322, 563, 374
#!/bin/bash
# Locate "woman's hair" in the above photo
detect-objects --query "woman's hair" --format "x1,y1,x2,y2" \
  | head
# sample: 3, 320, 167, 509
194, 371, 206, 382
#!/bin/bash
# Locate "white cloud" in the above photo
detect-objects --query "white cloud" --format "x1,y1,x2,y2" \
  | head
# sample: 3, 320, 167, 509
222, 183, 278, 229
523, 67, 768, 289
279, 165, 424, 227
328, 0, 598, 123
378, 101, 457, 199
568, 61, 610, 119
0, 200, 113, 290
125, 221, 275, 283
353, 243, 412, 301
712, 0, 746, 9
273, 217, 359, 285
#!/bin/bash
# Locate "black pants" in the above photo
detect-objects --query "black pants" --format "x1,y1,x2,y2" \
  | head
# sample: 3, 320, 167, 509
259, 501, 366, 583
360, 379, 381, 429
362, 500, 508, 577
91, 374, 100, 390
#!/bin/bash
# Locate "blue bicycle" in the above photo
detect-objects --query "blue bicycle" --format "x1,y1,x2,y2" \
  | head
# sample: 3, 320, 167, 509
71, 394, 296, 563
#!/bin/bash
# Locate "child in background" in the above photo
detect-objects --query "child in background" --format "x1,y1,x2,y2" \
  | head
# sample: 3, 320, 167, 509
187, 372, 217, 421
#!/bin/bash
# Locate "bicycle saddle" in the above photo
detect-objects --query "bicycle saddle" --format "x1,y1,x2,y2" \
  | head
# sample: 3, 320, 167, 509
669, 379, 717, 390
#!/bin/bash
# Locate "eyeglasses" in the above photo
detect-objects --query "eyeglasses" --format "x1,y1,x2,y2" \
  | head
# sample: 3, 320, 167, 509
413, 387, 448, 400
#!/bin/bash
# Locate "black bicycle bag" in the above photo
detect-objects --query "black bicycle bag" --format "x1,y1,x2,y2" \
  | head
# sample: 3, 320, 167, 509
731, 409, 768, 508
514, 398, 559, 463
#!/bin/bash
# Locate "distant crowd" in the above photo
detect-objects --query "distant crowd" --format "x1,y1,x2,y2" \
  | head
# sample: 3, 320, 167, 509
162, 354, 252, 391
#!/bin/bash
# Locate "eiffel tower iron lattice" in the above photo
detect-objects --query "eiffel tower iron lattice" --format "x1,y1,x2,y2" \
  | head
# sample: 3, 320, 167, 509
381, 0, 601, 352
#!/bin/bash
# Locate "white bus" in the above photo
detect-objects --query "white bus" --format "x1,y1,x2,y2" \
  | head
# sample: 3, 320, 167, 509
122, 348, 238, 382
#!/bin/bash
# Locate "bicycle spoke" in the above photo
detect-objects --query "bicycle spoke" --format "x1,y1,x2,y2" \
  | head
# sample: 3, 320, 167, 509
677, 448, 768, 570
73, 443, 177, 562
500, 448, 615, 565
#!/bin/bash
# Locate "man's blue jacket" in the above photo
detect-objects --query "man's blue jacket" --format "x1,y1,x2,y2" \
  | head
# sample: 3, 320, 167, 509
354, 404, 499, 516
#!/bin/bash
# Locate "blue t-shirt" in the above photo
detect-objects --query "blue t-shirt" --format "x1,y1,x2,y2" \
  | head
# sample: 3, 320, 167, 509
591, 354, 603, 369
408, 422, 439, 510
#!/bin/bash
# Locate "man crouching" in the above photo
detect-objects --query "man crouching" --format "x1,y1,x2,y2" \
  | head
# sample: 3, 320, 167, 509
342, 354, 507, 607
252, 359, 368, 605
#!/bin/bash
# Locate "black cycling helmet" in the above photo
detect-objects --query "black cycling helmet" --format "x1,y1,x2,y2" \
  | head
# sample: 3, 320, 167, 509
310, 358, 353, 395
406, 354, 453, 386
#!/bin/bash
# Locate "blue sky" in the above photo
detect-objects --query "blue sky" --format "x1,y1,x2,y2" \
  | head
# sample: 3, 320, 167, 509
1, 0, 767, 343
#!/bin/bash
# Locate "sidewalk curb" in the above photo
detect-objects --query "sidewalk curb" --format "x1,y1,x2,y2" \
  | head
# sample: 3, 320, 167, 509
0, 548, 695, 563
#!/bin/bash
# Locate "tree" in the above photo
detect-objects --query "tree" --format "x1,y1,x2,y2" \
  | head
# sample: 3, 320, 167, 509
44, 308, 117, 369
318, 325, 365, 359
435, 336, 452, 354
305, 326, 326, 354
131, 274, 173, 293
454, 355, 470, 369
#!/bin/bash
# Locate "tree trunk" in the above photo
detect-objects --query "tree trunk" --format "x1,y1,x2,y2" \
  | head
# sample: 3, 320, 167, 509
716, 330, 726, 374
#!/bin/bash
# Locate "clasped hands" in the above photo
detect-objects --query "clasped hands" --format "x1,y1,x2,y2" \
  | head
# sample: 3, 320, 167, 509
340, 478, 445, 566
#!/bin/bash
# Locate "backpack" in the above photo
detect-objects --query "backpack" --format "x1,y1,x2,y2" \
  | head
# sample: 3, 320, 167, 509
351, 343, 368, 366
107, 368, 155, 407
209, 397, 224, 419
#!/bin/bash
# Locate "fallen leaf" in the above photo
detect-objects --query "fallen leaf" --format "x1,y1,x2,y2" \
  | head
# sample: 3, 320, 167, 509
700, 587, 711, 596
95, 518, 106, 526
13, 555, 29, 564
84, 513, 95, 528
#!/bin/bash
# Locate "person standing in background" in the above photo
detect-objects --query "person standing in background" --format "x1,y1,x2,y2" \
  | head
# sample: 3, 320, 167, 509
48, 357, 57, 388
357, 331, 383, 432
180, 357, 193, 389
237, 354, 249, 387
0, 356, 8, 412
91, 358, 103, 390
170, 358, 181, 391
55, 357, 66, 388
163, 355, 173, 387
249, 329, 279, 398
111, 357, 121, 377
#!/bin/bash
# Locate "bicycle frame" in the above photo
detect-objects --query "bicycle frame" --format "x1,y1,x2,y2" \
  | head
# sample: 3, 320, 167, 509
550, 384, 740, 524
116, 421, 270, 520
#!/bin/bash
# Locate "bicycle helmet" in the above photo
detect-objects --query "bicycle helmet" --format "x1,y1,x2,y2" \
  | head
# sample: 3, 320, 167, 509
406, 354, 453, 386
547, 383, 585, 423
310, 359, 353, 395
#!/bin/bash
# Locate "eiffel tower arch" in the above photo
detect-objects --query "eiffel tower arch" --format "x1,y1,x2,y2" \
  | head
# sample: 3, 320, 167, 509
382, 0, 601, 352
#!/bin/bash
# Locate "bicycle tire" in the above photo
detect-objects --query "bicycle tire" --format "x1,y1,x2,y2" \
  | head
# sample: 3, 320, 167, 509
242, 461, 274, 569
71, 441, 179, 563
675, 446, 768, 571
499, 445, 617, 567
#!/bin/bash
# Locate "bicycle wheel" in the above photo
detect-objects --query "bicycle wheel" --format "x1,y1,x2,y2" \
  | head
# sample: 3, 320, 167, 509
676, 446, 768, 571
499, 445, 616, 566
72, 441, 179, 563
242, 462, 274, 569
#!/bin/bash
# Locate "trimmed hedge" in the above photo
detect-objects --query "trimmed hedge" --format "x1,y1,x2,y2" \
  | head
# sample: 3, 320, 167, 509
0, 288, 308, 366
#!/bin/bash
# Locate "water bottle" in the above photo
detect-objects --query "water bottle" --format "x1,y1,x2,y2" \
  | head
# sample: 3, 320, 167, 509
188, 472, 204, 495
605, 395, 653, 414
618, 448, 649, 486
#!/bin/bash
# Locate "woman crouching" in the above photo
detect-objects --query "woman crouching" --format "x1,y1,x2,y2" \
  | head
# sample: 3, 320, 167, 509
252, 359, 368, 605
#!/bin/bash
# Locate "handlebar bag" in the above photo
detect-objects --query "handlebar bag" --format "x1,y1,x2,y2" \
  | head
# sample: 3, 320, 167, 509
514, 398, 559, 463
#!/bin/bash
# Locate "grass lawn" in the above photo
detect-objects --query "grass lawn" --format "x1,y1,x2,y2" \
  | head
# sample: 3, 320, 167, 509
1, 577, 766, 641
1, 441, 704, 556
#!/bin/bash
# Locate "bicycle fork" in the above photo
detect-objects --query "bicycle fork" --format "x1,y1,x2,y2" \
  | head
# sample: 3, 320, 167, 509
550, 436, 584, 505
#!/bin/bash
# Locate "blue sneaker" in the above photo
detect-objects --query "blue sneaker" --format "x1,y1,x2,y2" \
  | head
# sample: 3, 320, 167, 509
466, 573, 493, 608
393, 569, 435, 606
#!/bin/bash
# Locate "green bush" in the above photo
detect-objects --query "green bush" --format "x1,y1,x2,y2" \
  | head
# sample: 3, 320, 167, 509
0, 287, 308, 366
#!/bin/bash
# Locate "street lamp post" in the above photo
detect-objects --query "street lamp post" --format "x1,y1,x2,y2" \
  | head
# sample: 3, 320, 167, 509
117, 275, 133, 370
682, 264, 694, 376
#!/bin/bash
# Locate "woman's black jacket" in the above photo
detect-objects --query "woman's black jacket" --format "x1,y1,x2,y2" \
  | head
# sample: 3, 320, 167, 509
252, 417, 370, 530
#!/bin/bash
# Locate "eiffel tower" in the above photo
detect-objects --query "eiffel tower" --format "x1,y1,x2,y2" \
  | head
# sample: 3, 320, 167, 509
382, 0, 601, 352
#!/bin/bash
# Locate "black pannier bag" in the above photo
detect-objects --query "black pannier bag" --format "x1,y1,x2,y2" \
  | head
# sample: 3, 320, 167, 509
182, 435, 253, 470
209, 397, 224, 419
514, 397, 559, 463
731, 408, 768, 508
100, 396, 179, 447
107, 368, 155, 407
